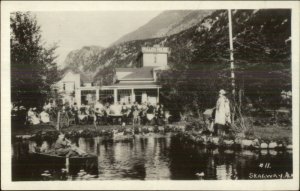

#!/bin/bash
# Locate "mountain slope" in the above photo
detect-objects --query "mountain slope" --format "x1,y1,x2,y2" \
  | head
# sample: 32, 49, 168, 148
63, 46, 104, 74
113, 10, 214, 45
93, 9, 290, 72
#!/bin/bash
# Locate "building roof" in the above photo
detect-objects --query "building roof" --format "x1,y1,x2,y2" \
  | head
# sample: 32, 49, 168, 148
111, 81, 158, 86
59, 68, 94, 83
141, 46, 170, 54
101, 81, 161, 89
116, 66, 156, 80
115, 68, 137, 72
80, 73, 94, 83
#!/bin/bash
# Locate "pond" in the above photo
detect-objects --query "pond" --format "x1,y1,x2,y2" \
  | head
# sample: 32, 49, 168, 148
12, 133, 293, 181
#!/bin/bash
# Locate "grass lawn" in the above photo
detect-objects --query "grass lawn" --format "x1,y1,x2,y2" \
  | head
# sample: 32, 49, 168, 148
252, 125, 292, 144
236, 115, 292, 144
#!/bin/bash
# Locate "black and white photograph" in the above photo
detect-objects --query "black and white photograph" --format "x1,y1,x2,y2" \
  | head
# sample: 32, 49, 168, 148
1, 1, 299, 190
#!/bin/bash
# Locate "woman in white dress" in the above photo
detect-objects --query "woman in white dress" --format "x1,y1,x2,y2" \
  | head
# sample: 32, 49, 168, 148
27, 107, 40, 125
214, 89, 231, 135
40, 110, 50, 123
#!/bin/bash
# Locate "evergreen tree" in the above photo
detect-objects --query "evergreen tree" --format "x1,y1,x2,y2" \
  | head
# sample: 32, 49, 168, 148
11, 12, 59, 108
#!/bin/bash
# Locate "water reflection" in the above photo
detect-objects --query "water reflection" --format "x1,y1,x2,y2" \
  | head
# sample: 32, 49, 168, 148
12, 134, 293, 181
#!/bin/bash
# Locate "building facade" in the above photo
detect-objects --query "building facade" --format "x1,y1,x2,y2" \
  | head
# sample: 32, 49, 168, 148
54, 45, 170, 106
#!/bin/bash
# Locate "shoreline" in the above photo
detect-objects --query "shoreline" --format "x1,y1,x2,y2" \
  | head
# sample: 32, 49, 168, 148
12, 123, 293, 151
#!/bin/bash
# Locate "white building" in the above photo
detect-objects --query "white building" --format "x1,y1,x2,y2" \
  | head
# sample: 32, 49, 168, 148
53, 45, 170, 106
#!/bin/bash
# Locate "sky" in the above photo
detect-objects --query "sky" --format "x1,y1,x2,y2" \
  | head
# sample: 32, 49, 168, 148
34, 11, 162, 67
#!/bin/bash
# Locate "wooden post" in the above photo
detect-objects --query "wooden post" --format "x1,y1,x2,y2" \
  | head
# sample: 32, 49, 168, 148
114, 89, 117, 104
75, 89, 81, 106
96, 89, 99, 102
131, 89, 135, 103
65, 157, 69, 173
56, 111, 60, 131
157, 88, 160, 103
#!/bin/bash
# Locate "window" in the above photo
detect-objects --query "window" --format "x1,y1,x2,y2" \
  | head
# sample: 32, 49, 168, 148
63, 81, 75, 93
81, 90, 96, 105
99, 90, 114, 103
118, 89, 131, 103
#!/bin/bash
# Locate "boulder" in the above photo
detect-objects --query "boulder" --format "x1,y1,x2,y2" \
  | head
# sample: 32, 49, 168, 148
223, 139, 234, 146
158, 126, 164, 132
241, 139, 254, 148
260, 143, 268, 149
268, 142, 278, 149
212, 137, 219, 145
286, 145, 293, 150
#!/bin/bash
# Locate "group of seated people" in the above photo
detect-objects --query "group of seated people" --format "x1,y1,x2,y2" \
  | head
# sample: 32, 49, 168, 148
24, 101, 56, 125
64, 100, 168, 126
17, 99, 169, 126
27, 107, 51, 125
11, 102, 53, 126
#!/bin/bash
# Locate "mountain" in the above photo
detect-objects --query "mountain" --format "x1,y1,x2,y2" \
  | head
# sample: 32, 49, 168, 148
93, 9, 290, 72
63, 46, 104, 74
93, 9, 291, 112
112, 10, 214, 45
62, 9, 291, 106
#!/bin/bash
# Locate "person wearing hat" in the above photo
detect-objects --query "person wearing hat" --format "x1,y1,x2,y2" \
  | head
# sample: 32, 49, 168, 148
214, 89, 231, 136
54, 132, 87, 157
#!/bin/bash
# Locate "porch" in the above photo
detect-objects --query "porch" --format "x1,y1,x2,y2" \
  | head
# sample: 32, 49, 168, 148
75, 84, 161, 106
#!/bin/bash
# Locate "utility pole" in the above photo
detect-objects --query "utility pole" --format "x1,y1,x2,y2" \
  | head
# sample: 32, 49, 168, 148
228, 9, 236, 124
228, 9, 235, 96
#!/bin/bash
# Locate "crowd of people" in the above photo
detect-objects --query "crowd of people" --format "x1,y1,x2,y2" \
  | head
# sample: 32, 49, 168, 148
11, 99, 170, 127
11, 105, 52, 126
69, 100, 169, 126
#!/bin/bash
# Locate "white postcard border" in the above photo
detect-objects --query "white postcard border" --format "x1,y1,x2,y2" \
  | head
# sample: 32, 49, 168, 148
1, 1, 299, 190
